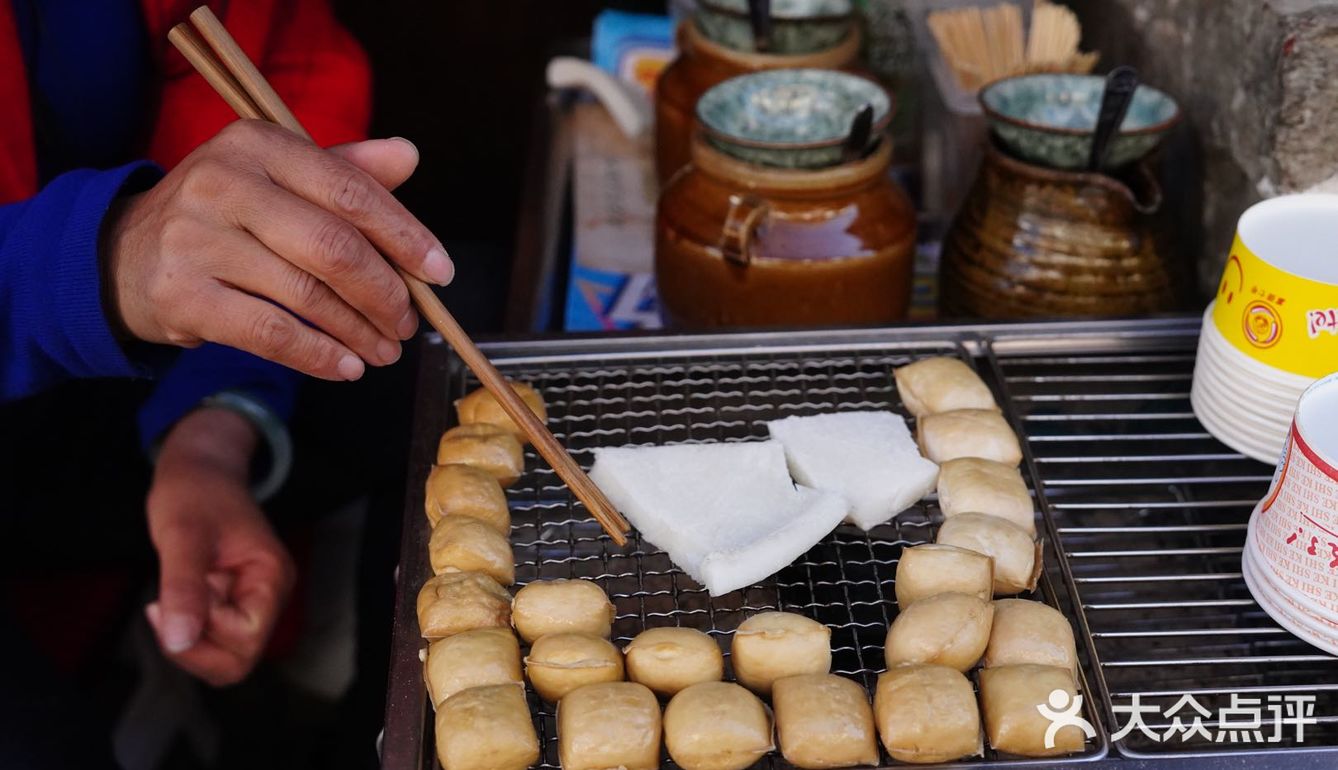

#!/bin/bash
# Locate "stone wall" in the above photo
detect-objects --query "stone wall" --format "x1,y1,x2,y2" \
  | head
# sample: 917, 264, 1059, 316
1074, 0, 1338, 297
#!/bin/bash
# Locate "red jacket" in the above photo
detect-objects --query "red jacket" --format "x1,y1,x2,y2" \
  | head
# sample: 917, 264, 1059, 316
0, 0, 372, 204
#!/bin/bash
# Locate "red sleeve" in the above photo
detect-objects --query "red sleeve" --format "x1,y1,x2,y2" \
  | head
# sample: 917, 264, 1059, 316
144, 0, 371, 170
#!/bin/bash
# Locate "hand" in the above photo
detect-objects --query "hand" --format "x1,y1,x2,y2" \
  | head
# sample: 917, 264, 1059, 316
144, 406, 296, 686
103, 121, 445, 381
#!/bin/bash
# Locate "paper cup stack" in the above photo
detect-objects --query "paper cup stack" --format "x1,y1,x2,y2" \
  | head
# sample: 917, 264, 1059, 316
1190, 194, 1338, 463
1241, 373, 1338, 655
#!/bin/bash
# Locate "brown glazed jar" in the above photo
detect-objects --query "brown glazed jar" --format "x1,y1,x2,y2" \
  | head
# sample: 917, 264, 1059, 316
656, 137, 917, 328
655, 21, 862, 184
940, 144, 1175, 318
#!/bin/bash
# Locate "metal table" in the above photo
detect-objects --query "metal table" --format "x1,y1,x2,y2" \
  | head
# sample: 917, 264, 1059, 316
382, 316, 1337, 769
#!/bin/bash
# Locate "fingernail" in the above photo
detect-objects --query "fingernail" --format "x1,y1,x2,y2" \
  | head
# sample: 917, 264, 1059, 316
423, 246, 454, 286
145, 602, 161, 628
376, 338, 401, 365
161, 611, 202, 654
337, 354, 365, 380
390, 136, 419, 157
396, 308, 419, 340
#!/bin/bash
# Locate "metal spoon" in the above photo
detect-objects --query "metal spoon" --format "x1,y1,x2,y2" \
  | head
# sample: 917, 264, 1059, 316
748, 0, 773, 53
842, 103, 875, 163
1088, 65, 1140, 171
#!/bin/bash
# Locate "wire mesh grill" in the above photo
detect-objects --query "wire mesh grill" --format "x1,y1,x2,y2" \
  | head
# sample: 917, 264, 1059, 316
992, 342, 1338, 758
387, 320, 1338, 770
423, 340, 1105, 769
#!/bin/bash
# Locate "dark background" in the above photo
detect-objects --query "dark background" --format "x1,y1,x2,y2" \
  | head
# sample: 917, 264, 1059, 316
330, 0, 664, 334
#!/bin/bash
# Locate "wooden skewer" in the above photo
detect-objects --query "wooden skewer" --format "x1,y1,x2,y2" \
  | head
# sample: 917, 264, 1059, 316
169, 7, 631, 545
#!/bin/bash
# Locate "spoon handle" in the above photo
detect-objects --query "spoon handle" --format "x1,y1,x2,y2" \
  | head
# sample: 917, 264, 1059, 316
842, 103, 875, 163
1089, 65, 1139, 171
748, 0, 773, 53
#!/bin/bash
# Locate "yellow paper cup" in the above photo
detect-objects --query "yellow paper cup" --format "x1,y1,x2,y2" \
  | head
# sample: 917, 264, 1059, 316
1210, 194, 1338, 378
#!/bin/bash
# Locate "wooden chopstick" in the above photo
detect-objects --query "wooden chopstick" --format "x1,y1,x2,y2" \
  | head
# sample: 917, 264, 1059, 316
169, 7, 631, 546
167, 24, 263, 121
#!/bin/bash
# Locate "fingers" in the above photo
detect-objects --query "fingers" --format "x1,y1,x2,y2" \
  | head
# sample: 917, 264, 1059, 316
203, 547, 292, 659
195, 285, 366, 381
227, 182, 415, 343
149, 519, 214, 654
146, 604, 253, 686
221, 121, 453, 287
328, 138, 420, 192
211, 228, 402, 365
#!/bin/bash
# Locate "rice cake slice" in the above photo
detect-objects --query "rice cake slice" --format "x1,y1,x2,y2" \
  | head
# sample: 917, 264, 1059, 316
590, 441, 847, 596
767, 411, 939, 530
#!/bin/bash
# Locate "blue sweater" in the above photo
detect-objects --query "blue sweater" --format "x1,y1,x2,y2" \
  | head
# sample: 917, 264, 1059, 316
2, 0, 297, 449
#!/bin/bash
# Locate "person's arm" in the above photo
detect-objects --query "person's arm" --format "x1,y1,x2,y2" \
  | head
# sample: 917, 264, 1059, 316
136, 0, 385, 685
137, 0, 372, 502
139, 344, 299, 498
0, 162, 162, 401
143, 405, 295, 685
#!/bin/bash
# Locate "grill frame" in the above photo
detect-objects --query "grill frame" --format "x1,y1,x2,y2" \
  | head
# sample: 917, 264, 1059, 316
382, 317, 1337, 770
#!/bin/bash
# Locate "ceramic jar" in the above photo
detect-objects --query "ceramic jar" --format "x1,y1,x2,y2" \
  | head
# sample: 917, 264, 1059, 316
654, 20, 861, 184
656, 137, 917, 328
939, 144, 1175, 318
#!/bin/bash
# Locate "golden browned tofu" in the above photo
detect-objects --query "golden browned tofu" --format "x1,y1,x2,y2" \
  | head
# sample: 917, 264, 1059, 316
428, 515, 514, 585
434, 684, 538, 770
664, 682, 773, 770
624, 626, 723, 697
455, 381, 547, 442
773, 674, 878, 769
524, 632, 623, 703
557, 682, 661, 770
884, 592, 994, 672
730, 611, 831, 696
417, 572, 512, 640
511, 579, 615, 644
423, 463, 509, 532
874, 664, 981, 764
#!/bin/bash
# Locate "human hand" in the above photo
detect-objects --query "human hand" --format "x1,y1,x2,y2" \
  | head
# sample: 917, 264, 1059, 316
103, 122, 442, 381
144, 406, 296, 686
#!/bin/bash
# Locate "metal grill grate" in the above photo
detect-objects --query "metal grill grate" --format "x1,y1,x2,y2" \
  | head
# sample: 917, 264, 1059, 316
388, 332, 1111, 770
384, 319, 1338, 770
991, 338, 1338, 759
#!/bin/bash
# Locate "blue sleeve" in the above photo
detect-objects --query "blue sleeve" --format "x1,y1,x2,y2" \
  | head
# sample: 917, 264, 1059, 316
0, 162, 163, 401
137, 344, 301, 453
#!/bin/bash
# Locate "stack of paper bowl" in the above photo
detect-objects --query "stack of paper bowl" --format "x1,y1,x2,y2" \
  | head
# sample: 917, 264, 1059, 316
1190, 303, 1314, 462
1189, 194, 1338, 464
1241, 373, 1338, 655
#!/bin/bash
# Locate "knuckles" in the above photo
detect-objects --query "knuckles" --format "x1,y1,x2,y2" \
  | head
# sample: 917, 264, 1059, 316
307, 217, 365, 277
247, 310, 297, 354
329, 169, 377, 219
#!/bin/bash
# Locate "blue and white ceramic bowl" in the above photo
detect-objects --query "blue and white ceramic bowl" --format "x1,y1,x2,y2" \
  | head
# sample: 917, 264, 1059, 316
980, 74, 1182, 170
695, 0, 853, 54
696, 68, 892, 169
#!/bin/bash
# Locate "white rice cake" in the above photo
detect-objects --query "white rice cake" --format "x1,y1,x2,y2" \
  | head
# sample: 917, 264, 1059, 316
589, 441, 848, 596
767, 411, 939, 530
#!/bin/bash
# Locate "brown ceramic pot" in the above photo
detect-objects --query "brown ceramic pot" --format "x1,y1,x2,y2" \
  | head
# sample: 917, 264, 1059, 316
940, 144, 1175, 318
656, 136, 917, 328
654, 20, 862, 185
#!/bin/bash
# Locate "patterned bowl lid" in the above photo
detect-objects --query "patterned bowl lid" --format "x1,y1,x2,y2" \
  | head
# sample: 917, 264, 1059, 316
980, 74, 1180, 136
696, 68, 891, 149
700, 0, 853, 20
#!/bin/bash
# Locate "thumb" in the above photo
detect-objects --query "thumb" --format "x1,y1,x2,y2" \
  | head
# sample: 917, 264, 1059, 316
151, 522, 214, 654
329, 137, 420, 191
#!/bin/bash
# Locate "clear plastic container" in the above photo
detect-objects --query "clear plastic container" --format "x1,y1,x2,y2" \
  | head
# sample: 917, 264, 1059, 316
903, 0, 1032, 222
